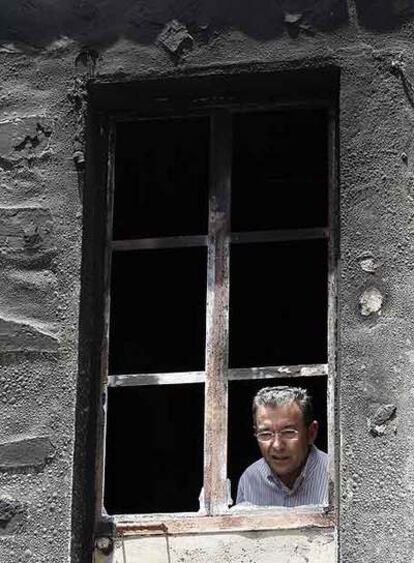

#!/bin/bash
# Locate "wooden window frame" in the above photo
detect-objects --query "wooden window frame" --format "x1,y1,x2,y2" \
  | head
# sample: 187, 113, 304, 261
95, 98, 338, 537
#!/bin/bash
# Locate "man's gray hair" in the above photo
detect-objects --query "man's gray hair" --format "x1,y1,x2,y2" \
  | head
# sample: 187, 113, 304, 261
252, 386, 314, 427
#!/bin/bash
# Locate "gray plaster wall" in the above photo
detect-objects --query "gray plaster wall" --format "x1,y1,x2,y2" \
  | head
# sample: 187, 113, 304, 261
99, 529, 336, 563
0, 1, 414, 562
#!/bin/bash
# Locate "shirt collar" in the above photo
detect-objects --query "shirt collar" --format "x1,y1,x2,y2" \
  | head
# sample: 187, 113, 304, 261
263, 445, 318, 494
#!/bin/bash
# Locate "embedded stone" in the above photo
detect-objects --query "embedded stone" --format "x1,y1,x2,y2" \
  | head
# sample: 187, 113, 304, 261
372, 404, 396, 426
368, 404, 397, 437
359, 287, 383, 316
158, 20, 193, 56
359, 257, 378, 273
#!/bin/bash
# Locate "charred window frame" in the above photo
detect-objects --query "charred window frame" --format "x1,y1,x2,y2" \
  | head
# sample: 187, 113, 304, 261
92, 84, 338, 535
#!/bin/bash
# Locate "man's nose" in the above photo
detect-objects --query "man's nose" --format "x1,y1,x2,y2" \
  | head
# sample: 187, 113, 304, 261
269, 433, 283, 449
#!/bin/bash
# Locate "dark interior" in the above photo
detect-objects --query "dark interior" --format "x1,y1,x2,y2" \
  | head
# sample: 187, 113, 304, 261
231, 109, 328, 232
109, 247, 207, 375
104, 383, 204, 514
229, 239, 328, 368
113, 116, 209, 240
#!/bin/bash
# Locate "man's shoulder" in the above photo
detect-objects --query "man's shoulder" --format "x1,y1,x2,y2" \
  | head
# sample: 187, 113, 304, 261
313, 446, 328, 465
240, 458, 269, 480
306, 446, 328, 482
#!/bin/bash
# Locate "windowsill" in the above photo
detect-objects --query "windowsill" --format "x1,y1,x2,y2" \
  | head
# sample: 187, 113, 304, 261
108, 506, 335, 536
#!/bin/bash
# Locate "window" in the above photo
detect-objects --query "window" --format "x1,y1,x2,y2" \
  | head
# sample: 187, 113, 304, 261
95, 83, 337, 533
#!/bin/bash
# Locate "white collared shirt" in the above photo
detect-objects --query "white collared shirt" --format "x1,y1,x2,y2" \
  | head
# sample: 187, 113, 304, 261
236, 445, 328, 507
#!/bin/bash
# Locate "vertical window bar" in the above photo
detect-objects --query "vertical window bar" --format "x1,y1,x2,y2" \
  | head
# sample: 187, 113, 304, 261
96, 119, 116, 520
327, 106, 338, 512
203, 110, 232, 514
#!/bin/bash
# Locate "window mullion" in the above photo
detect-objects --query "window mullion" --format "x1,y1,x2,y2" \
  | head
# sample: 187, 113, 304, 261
97, 118, 116, 521
327, 106, 338, 510
203, 109, 232, 515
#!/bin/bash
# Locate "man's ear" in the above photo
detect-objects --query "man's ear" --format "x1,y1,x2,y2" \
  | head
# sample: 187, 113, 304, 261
307, 420, 318, 444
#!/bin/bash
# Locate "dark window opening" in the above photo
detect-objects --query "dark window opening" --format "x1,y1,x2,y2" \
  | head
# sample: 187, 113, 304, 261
229, 239, 328, 368
228, 376, 327, 504
104, 383, 204, 514
103, 103, 332, 517
231, 109, 328, 232
113, 117, 209, 240
109, 247, 207, 375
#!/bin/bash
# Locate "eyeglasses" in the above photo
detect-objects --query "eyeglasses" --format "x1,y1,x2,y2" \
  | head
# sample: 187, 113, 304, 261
255, 429, 299, 443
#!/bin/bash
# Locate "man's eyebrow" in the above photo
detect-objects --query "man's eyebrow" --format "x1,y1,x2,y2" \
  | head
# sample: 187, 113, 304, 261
256, 423, 300, 430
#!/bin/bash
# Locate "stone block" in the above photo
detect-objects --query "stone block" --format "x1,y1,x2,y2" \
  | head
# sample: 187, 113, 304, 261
0, 436, 55, 471
0, 117, 53, 171
0, 207, 55, 267
0, 315, 58, 352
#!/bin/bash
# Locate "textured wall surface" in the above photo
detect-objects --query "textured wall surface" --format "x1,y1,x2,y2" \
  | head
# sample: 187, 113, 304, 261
1, 0, 414, 562
0, 41, 83, 562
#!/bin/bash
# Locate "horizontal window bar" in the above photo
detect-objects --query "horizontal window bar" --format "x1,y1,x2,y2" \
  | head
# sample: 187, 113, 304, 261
108, 371, 206, 387
231, 228, 328, 244
112, 235, 207, 251
108, 364, 328, 387
112, 228, 328, 251
109, 508, 334, 536
229, 364, 328, 379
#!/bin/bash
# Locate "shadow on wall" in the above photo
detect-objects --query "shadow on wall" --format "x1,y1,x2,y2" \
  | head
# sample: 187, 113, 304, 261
0, 0, 348, 49
3, 1, 414, 52
355, 0, 414, 30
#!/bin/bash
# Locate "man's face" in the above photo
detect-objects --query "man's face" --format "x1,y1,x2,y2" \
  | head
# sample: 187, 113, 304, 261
254, 401, 318, 488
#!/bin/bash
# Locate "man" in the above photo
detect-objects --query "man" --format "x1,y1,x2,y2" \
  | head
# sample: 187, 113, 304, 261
236, 386, 328, 507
